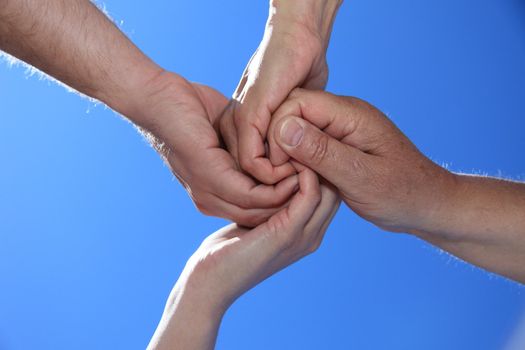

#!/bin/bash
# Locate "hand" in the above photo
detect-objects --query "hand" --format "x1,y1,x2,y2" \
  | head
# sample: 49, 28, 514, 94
147, 166, 340, 350
0, 0, 301, 227
220, 0, 342, 185
269, 89, 525, 284
133, 72, 299, 227
268, 88, 456, 234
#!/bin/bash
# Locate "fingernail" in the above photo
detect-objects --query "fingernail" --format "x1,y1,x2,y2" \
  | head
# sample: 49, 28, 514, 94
280, 118, 304, 147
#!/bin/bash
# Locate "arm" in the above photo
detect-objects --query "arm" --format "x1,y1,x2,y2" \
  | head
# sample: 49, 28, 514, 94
416, 175, 525, 281
220, 0, 342, 185
269, 88, 525, 283
0, 0, 298, 226
148, 166, 340, 349
0, 0, 158, 123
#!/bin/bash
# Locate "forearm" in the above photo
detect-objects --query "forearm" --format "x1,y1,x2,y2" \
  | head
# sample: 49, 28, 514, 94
147, 283, 224, 350
414, 174, 525, 283
269, 0, 342, 45
0, 0, 162, 125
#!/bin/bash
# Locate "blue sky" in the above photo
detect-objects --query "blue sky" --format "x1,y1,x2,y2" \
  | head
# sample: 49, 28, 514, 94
1, 1, 525, 349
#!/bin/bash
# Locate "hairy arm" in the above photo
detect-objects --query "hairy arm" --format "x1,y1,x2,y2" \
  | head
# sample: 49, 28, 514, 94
0, 0, 160, 127
416, 175, 525, 282
0, 0, 299, 226
270, 89, 525, 284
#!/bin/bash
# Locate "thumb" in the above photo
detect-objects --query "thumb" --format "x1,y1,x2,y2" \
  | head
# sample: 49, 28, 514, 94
274, 116, 369, 189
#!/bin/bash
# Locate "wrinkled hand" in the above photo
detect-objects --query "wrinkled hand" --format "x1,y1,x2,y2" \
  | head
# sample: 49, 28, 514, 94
135, 72, 299, 227
220, 0, 341, 185
268, 89, 456, 234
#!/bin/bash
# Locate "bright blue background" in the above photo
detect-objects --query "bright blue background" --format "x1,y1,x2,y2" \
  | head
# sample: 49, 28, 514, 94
1, 1, 525, 349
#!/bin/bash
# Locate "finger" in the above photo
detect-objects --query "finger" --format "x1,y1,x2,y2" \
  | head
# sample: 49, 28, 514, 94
278, 89, 400, 154
196, 147, 298, 211
268, 89, 352, 167
267, 98, 302, 166
237, 119, 296, 185
191, 83, 229, 123
267, 89, 351, 166
211, 157, 300, 210
219, 101, 240, 169
259, 167, 322, 241
234, 42, 312, 184
215, 169, 322, 291
204, 193, 290, 228
274, 115, 372, 192
302, 58, 329, 90
291, 180, 340, 250
290, 159, 309, 173
306, 182, 341, 248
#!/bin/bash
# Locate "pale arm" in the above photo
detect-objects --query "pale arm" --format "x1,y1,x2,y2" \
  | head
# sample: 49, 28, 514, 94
148, 167, 340, 349
147, 282, 222, 350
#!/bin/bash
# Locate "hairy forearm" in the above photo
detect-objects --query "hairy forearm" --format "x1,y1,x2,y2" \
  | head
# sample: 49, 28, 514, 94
0, 0, 162, 123
414, 174, 525, 283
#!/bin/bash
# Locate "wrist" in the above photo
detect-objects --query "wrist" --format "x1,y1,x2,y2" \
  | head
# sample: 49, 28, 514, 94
406, 166, 463, 239
149, 281, 224, 350
115, 69, 189, 136
165, 283, 226, 324
171, 266, 232, 321
98, 63, 167, 128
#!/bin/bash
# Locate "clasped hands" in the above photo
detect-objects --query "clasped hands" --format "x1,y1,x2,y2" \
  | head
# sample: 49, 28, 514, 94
146, 2, 464, 348
1, 0, 522, 347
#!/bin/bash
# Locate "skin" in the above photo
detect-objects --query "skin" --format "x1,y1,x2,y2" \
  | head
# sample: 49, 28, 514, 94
269, 88, 525, 284
147, 166, 340, 350
4, 0, 524, 347
220, 0, 343, 185
0, 0, 299, 227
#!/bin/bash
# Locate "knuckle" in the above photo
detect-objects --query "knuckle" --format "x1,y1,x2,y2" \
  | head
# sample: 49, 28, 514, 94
288, 88, 304, 100
344, 95, 370, 111
266, 215, 296, 250
306, 240, 322, 255
194, 198, 213, 217
306, 134, 330, 166
349, 156, 369, 177
239, 155, 256, 173
235, 102, 268, 127
235, 195, 254, 210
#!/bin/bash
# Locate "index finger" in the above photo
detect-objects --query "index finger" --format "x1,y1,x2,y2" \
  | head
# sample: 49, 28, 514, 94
207, 148, 298, 210
237, 119, 296, 185
270, 89, 401, 154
